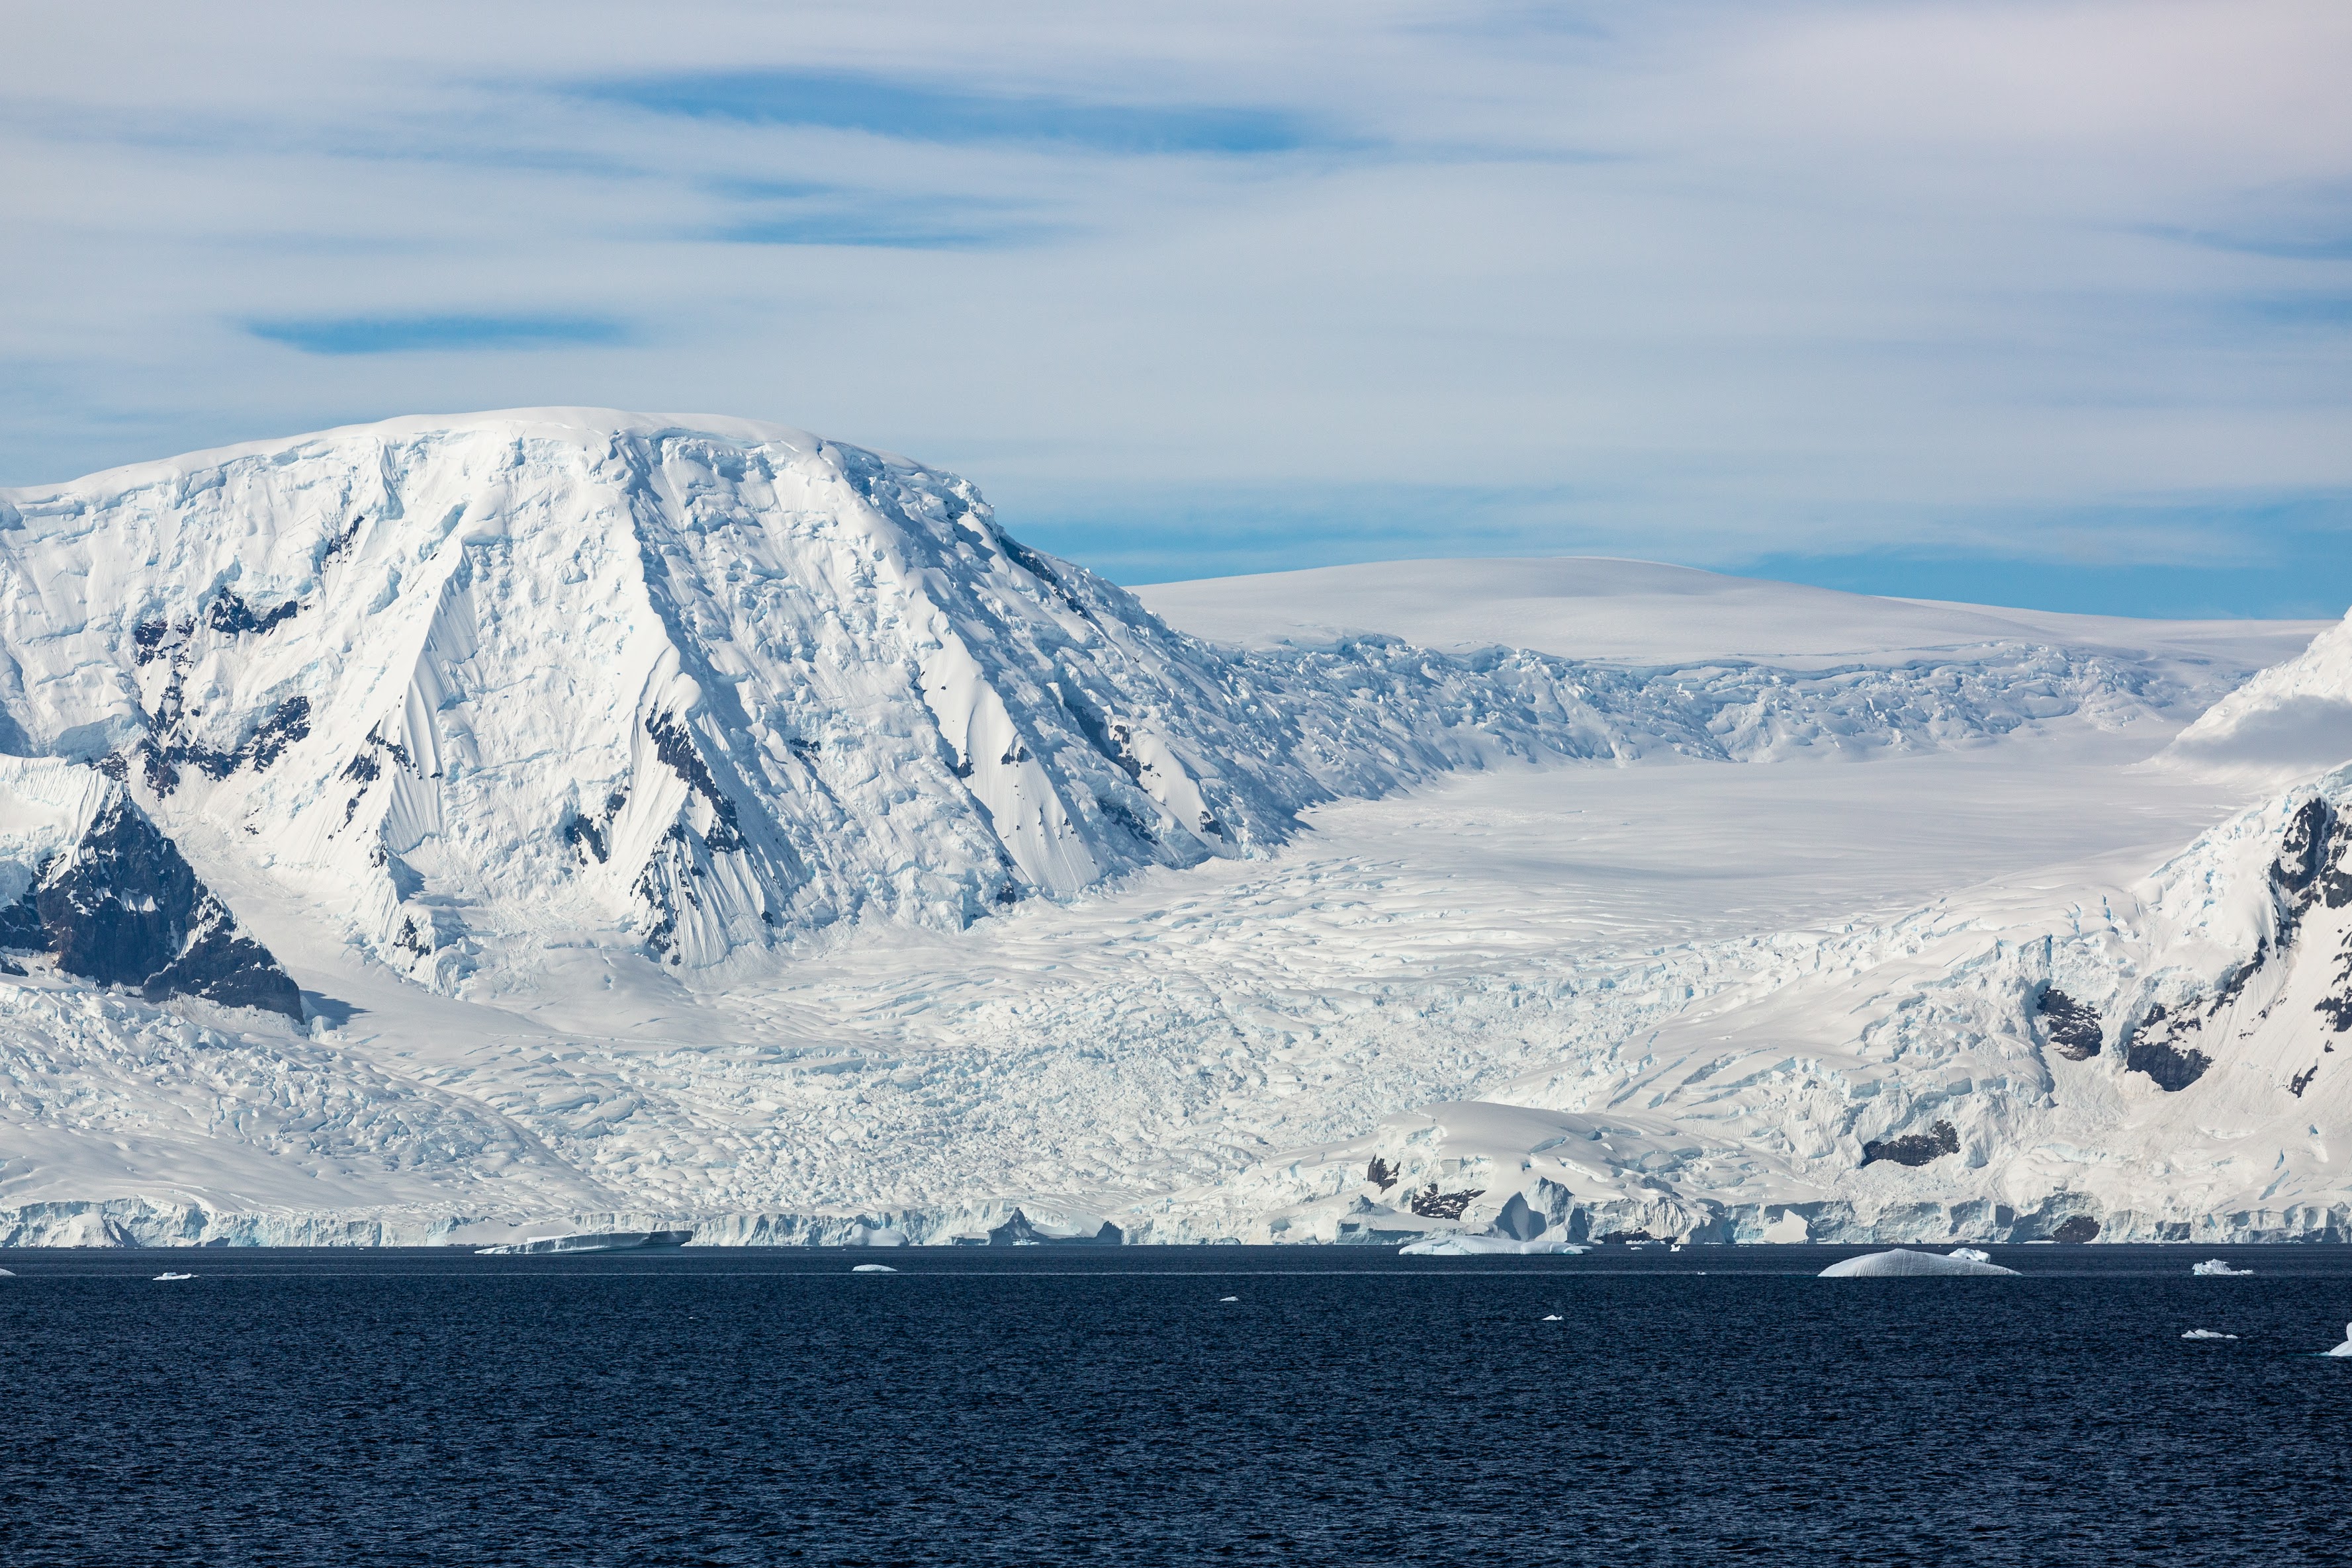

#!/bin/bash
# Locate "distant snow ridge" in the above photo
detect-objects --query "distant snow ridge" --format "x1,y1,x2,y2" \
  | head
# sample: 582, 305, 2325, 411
0, 410, 2204, 987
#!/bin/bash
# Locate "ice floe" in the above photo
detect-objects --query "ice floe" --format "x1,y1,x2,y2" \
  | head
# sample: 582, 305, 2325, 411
850, 1264, 896, 1273
2181, 1329, 2238, 1340
152, 1272, 193, 1282
2191, 1260, 2253, 1277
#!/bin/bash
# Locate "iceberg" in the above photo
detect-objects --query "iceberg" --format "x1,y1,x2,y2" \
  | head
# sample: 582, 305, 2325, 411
152, 1272, 193, 1282
475, 1229, 694, 1256
1398, 1234, 1590, 1257
1819, 1248, 2018, 1278
1948, 1248, 1994, 1263
850, 1264, 896, 1273
2191, 1259, 2252, 1277
2181, 1329, 2238, 1340
2326, 1324, 2352, 1358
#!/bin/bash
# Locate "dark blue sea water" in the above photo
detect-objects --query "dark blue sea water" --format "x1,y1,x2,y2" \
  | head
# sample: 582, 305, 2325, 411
3, 1244, 2349, 1566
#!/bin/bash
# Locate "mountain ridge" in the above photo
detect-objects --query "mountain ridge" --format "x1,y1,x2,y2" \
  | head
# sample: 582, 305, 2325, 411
2, 411, 2345, 1248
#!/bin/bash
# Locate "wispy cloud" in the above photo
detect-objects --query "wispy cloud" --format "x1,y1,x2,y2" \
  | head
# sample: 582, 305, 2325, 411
703, 181, 1049, 249
246, 314, 629, 355
576, 69, 1317, 156
3, 1, 2349, 615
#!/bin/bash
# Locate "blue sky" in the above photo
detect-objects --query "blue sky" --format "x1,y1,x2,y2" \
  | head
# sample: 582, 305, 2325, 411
3, 1, 2347, 617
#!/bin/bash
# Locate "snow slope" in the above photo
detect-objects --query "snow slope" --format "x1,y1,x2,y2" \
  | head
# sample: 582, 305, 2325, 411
0, 411, 2343, 1246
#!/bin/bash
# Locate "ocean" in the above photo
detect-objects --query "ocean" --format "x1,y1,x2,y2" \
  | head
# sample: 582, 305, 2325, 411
3, 1244, 2347, 1565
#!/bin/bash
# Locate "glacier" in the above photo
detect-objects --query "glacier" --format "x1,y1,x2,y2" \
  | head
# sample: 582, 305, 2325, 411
1, 408, 2347, 1249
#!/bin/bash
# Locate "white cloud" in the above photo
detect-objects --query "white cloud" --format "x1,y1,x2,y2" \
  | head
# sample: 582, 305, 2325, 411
1, 1, 2345, 603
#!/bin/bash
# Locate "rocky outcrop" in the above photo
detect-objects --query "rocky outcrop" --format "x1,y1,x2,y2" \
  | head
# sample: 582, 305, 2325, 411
1861, 1120, 1960, 1168
2, 787, 300, 1019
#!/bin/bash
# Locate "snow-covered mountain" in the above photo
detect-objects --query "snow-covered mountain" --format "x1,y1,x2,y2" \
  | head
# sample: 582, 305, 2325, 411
1, 410, 2343, 1247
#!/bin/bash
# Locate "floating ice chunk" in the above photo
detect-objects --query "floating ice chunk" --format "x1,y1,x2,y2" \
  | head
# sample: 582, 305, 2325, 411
850, 1264, 896, 1273
2191, 1259, 2252, 1277
2181, 1329, 2238, 1340
1948, 1248, 1993, 1263
0, 1268, 14, 1277
2326, 1324, 2352, 1358
1398, 1235, 1590, 1257
1819, 1248, 2018, 1278
1218, 1295, 1239, 1303
1541, 1313, 1564, 1322
152, 1272, 194, 1282
475, 1229, 694, 1256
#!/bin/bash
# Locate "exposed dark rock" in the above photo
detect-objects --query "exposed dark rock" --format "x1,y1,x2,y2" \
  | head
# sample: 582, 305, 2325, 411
2290, 1063, 2319, 1097
140, 902, 302, 1017
2052, 1215, 2101, 1244
1861, 1119, 1960, 1168
998, 537, 1093, 620
1600, 1229, 1656, 1244
24, 793, 300, 1018
1366, 1156, 1398, 1192
563, 812, 609, 863
2125, 1037, 2212, 1092
0, 957, 23, 977
0, 881, 46, 950
646, 711, 744, 851
1060, 687, 1143, 780
320, 512, 365, 565
245, 696, 310, 771
1096, 794, 1157, 844
205, 591, 300, 637
970, 1209, 1122, 1245
2036, 988, 2103, 1059
1408, 1183, 1484, 1219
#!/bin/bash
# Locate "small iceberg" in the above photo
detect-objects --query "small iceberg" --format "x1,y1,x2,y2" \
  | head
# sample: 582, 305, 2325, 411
1398, 1235, 1590, 1257
0, 1267, 15, 1277
850, 1264, 897, 1274
1948, 1248, 1993, 1264
2181, 1329, 2238, 1340
2326, 1323, 2352, 1358
1819, 1248, 2018, 1278
1218, 1295, 1239, 1303
1540, 1313, 1564, 1322
2191, 1259, 2252, 1277
152, 1272, 194, 1282
475, 1228, 694, 1256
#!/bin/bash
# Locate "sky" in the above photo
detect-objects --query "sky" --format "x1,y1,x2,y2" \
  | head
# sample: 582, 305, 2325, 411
3, 0, 2348, 617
